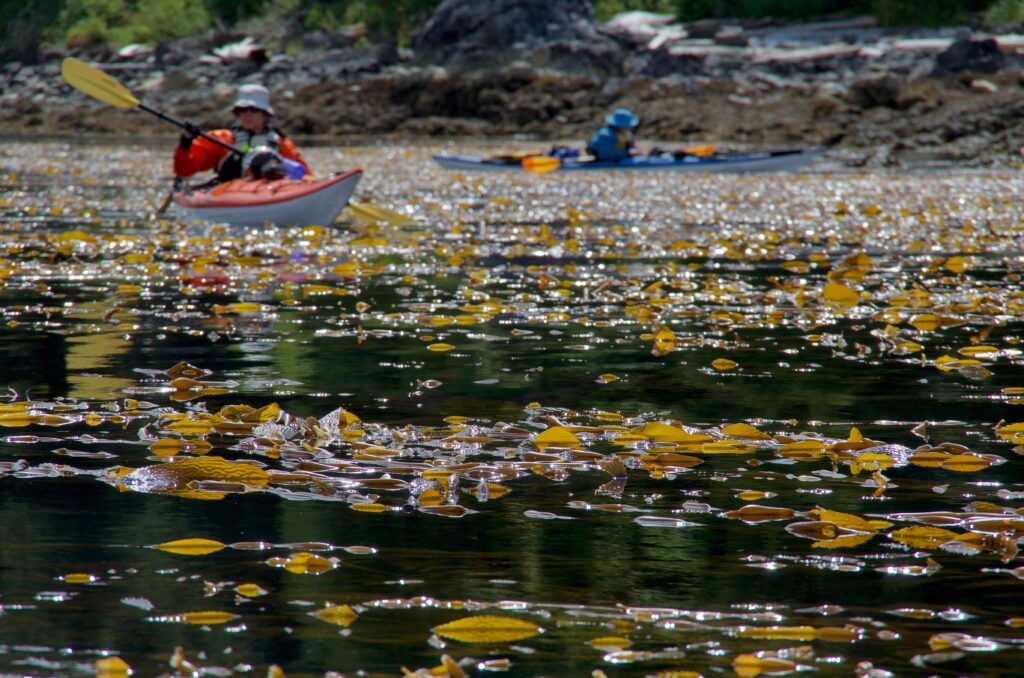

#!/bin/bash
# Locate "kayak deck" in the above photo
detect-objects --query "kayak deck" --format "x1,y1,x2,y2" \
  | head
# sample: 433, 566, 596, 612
434, 148, 824, 173
173, 169, 362, 226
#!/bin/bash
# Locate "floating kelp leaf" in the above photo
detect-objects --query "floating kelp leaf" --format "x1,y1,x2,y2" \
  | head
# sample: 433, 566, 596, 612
909, 314, 940, 331
234, 583, 268, 597
61, 573, 98, 584
165, 419, 214, 435
908, 450, 951, 468
736, 625, 816, 640
812, 533, 875, 549
941, 454, 992, 472
702, 441, 752, 454
911, 650, 966, 667
119, 456, 269, 492
816, 625, 866, 642
721, 423, 770, 440
808, 508, 890, 532
216, 402, 281, 424
581, 503, 645, 513
959, 345, 999, 357
339, 544, 375, 556
533, 426, 580, 450
875, 557, 942, 576
854, 451, 895, 470
732, 653, 797, 677
651, 325, 677, 356
168, 646, 197, 676
95, 657, 132, 677
712, 358, 737, 371
121, 596, 154, 611
149, 438, 213, 457
825, 426, 884, 452
930, 632, 1005, 652
351, 503, 388, 513
318, 406, 361, 436
823, 282, 858, 307
523, 510, 573, 520
358, 476, 411, 490
230, 541, 274, 550
267, 552, 339, 575
213, 302, 262, 314
727, 505, 798, 523
53, 448, 116, 459
0, 413, 42, 427
180, 610, 239, 625
633, 516, 701, 528
53, 229, 95, 243
598, 456, 628, 478
778, 440, 825, 461
633, 423, 711, 444
655, 452, 705, 468
786, 521, 863, 540
736, 490, 775, 501
996, 421, 1024, 442
433, 615, 541, 643
477, 659, 511, 671
588, 636, 631, 650
312, 604, 357, 626
417, 488, 444, 507
944, 256, 969, 274
155, 538, 226, 555
934, 355, 988, 377
419, 505, 477, 518
889, 526, 960, 549
165, 361, 212, 379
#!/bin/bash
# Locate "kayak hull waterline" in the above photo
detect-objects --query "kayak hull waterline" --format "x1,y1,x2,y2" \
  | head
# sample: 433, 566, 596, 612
433, 148, 824, 173
173, 169, 363, 226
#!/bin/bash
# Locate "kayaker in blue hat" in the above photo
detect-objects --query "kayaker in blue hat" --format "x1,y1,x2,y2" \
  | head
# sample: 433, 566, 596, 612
173, 83, 311, 182
586, 108, 640, 162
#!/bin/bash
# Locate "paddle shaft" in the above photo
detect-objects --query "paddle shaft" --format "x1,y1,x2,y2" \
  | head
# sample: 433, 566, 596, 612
139, 102, 243, 156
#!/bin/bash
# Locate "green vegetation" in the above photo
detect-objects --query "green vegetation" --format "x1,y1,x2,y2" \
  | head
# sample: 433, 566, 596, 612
0, 0, 1013, 60
53, 0, 210, 47
676, 0, 992, 25
594, 0, 678, 21
986, 0, 1024, 23
677, 0, 871, 22
3, 0, 442, 55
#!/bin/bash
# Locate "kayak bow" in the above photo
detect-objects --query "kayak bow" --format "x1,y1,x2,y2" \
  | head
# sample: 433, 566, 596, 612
172, 169, 362, 227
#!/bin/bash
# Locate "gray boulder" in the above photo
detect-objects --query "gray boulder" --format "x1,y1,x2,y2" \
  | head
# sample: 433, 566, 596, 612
412, 0, 625, 77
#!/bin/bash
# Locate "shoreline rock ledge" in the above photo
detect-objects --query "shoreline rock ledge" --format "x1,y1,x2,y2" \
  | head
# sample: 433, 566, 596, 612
4, 0, 1024, 167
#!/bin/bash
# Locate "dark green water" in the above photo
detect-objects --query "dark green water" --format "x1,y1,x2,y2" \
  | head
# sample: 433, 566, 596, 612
0, 141, 1022, 677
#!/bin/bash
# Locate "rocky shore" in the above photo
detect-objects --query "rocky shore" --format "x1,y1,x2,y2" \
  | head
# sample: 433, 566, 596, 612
4, 0, 1024, 168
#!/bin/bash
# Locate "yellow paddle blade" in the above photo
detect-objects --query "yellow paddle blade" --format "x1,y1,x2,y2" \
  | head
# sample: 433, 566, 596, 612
522, 156, 561, 173
348, 202, 414, 227
61, 57, 140, 109
681, 144, 716, 157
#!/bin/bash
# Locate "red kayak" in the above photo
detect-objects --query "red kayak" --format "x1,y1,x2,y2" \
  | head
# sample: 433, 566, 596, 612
173, 169, 362, 227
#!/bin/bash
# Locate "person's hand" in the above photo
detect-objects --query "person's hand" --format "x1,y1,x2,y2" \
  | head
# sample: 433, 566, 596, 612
178, 120, 201, 150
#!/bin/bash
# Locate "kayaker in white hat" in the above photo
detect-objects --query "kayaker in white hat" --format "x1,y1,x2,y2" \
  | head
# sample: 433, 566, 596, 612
173, 83, 311, 182
586, 108, 639, 162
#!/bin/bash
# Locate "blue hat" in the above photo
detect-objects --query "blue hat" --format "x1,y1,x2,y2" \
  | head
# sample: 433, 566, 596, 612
606, 108, 639, 128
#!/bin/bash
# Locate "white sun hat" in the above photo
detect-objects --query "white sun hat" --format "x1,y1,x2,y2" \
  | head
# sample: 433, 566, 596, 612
231, 84, 274, 116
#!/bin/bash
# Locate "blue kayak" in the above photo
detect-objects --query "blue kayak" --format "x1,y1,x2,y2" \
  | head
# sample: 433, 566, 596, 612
434, 147, 823, 173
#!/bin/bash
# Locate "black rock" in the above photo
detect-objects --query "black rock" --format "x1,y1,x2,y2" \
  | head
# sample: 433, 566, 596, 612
933, 37, 1005, 76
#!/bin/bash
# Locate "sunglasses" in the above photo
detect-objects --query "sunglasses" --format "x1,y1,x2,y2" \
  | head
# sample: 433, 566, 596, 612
234, 106, 263, 114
